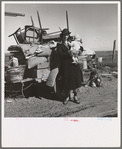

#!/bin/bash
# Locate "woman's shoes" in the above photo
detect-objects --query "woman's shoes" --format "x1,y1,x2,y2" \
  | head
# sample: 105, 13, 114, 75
73, 90, 80, 104
74, 96, 80, 104
69, 91, 73, 101
63, 96, 80, 105
63, 90, 80, 105
63, 97, 69, 105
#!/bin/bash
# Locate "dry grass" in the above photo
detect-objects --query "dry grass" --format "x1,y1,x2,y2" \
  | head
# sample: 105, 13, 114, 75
96, 62, 117, 72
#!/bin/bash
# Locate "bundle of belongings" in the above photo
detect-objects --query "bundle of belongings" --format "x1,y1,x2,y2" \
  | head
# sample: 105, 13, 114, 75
7, 41, 57, 81
86, 69, 102, 87
24, 44, 51, 69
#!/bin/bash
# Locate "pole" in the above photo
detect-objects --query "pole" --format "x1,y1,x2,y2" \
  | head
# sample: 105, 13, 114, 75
13, 34, 19, 44
37, 11, 42, 29
112, 40, 116, 63
30, 16, 35, 43
66, 11, 69, 31
37, 11, 43, 43
5, 12, 25, 17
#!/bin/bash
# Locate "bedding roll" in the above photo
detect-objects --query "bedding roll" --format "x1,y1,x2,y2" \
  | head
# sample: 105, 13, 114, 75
27, 56, 47, 69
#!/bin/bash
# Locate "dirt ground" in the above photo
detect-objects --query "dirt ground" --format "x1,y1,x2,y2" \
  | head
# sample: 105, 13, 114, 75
4, 68, 118, 117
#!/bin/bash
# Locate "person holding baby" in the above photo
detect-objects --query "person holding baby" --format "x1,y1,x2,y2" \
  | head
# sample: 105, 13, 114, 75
57, 29, 84, 105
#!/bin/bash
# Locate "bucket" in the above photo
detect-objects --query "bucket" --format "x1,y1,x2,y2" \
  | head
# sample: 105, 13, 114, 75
98, 57, 103, 62
6, 65, 26, 83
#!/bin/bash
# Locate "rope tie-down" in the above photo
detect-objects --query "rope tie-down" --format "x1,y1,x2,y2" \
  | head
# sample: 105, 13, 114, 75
5, 81, 34, 97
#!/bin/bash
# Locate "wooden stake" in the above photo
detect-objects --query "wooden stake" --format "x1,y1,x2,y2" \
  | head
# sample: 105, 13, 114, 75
66, 11, 69, 31
112, 40, 116, 63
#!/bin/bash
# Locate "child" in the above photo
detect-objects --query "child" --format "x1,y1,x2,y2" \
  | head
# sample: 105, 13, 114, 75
86, 69, 102, 87
70, 34, 83, 64
8, 54, 18, 68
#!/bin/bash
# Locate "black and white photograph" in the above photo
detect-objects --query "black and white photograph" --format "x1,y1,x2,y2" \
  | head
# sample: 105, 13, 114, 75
2, 1, 121, 147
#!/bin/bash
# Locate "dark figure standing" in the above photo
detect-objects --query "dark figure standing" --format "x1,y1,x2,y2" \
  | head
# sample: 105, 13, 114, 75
57, 29, 83, 104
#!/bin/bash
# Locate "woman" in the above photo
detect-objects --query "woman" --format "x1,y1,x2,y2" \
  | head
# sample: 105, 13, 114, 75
57, 28, 83, 105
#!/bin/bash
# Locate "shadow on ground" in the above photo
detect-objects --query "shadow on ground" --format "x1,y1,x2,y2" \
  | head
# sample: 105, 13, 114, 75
5, 81, 62, 102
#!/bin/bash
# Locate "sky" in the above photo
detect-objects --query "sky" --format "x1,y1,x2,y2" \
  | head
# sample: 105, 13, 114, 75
3, 2, 119, 53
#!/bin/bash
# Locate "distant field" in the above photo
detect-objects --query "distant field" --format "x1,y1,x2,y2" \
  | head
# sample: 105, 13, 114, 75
95, 51, 117, 58
5, 51, 118, 66
95, 51, 118, 65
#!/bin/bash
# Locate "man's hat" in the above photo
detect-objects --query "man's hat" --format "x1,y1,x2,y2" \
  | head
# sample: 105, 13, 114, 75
61, 28, 71, 35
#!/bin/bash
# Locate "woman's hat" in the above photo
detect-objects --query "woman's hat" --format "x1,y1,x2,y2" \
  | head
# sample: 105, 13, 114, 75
61, 28, 71, 35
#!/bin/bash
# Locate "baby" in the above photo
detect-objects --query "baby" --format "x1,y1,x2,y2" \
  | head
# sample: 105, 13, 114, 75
70, 34, 83, 64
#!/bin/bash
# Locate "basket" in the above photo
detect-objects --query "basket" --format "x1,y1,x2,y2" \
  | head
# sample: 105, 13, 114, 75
6, 65, 26, 83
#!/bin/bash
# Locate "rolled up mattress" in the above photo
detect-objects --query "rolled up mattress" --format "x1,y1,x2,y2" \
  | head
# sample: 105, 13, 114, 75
36, 45, 51, 57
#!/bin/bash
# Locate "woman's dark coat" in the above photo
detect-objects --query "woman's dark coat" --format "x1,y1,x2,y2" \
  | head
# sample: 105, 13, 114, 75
57, 43, 83, 91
